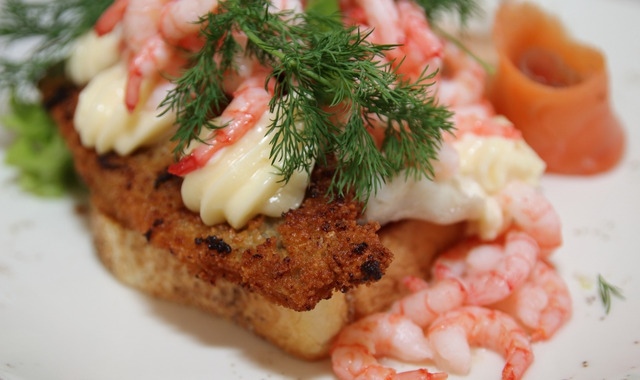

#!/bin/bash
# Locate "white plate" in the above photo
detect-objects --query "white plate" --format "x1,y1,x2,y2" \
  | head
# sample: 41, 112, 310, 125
1, 0, 639, 379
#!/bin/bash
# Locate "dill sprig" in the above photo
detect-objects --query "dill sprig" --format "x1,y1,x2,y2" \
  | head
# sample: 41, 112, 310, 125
0, 0, 111, 98
415, 0, 481, 24
161, 0, 454, 202
598, 274, 625, 315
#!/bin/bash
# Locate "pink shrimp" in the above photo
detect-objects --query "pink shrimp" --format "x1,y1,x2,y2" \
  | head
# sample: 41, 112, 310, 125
427, 306, 534, 380
447, 112, 524, 144
390, 276, 467, 327
437, 43, 486, 108
94, 0, 129, 35
168, 73, 273, 176
331, 312, 447, 380
94, 0, 219, 111
432, 230, 539, 305
341, 0, 444, 83
158, 0, 219, 50
495, 260, 572, 341
498, 181, 563, 256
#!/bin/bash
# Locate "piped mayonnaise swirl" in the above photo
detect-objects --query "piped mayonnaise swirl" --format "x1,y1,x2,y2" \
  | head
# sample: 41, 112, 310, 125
68, 28, 176, 155
180, 110, 310, 229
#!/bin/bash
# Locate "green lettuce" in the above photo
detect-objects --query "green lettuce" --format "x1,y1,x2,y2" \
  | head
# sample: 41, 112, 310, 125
1, 94, 78, 196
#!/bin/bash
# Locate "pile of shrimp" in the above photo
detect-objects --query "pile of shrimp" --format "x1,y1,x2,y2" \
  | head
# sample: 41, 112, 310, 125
331, 1, 572, 379
92, 0, 572, 379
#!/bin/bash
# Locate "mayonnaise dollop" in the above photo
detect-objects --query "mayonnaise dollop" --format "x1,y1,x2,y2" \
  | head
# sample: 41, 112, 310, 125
66, 28, 121, 86
68, 28, 176, 155
365, 127, 545, 240
180, 111, 310, 229
73, 62, 176, 155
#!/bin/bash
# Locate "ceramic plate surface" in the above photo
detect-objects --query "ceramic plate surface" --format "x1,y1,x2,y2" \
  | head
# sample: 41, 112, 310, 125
1, 0, 639, 379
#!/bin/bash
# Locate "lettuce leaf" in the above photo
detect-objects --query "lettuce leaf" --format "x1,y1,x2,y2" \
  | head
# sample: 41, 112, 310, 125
1, 94, 79, 196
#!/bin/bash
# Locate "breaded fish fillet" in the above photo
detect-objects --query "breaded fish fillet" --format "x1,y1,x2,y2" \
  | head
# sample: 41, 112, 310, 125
46, 80, 393, 312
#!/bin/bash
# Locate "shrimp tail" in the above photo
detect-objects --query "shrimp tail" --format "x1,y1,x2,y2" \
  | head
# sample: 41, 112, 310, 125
168, 154, 200, 176
502, 345, 534, 380
125, 69, 144, 112
95, 0, 128, 36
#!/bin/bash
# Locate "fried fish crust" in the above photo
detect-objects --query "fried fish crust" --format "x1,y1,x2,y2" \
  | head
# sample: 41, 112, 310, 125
47, 82, 393, 312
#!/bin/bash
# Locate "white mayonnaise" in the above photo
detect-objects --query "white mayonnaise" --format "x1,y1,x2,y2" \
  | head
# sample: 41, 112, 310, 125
73, 62, 176, 155
66, 28, 122, 86
180, 111, 310, 229
366, 133, 545, 240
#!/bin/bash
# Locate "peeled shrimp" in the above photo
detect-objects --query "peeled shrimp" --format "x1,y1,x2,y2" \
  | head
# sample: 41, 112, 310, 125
437, 43, 486, 108
94, 0, 128, 35
495, 260, 572, 341
159, 0, 219, 50
95, 0, 219, 110
428, 306, 533, 380
390, 276, 467, 327
341, 0, 443, 82
498, 181, 562, 256
331, 313, 447, 380
168, 73, 273, 176
433, 230, 539, 305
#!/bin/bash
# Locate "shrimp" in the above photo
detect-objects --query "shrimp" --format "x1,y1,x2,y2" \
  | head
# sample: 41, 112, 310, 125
95, 0, 219, 111
331, 312, 447, 380
94, 0, 128, 35
427, 306, 533, 380
498, 181, 562, 256
168, 73, 273, 176
437, 43, 486, 108
432, 230, 539, 305
445, 112, 524, 148
390, 276, 467, 327
159, 0, 219, 50
341, 0, 444, 82
495, 260, 572, 341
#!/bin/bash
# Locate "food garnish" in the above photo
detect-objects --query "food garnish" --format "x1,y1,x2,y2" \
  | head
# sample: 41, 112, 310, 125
1, 93, 78, 196
0, 0, 111, 100
598, 274, 625, 315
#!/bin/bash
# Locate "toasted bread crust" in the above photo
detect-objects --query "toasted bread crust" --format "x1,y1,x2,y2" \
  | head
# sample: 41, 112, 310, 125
48, 82, 394, 312
92, 205, 463, 359
92, 207, 350, 360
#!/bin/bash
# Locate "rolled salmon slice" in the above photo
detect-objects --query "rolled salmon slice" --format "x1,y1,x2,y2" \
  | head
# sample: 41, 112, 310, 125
487, 1, 625, 175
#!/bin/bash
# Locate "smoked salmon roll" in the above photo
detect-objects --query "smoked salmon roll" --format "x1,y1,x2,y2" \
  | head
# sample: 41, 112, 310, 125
487, 1, 625, 175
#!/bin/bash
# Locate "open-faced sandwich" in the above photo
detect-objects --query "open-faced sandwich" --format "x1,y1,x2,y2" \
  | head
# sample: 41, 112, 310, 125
0, 0, 625, 378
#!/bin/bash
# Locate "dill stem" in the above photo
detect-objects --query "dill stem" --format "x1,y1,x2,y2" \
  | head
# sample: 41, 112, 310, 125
240, 26, 334, 89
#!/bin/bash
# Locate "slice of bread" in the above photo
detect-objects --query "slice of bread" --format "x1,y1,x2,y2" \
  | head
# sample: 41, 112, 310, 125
92, 205, 463, 359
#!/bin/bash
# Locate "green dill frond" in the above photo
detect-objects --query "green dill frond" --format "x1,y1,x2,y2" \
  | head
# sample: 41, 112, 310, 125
0, 0, 111, 98
415, 0, 482, 24
598, 274, 625, 315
